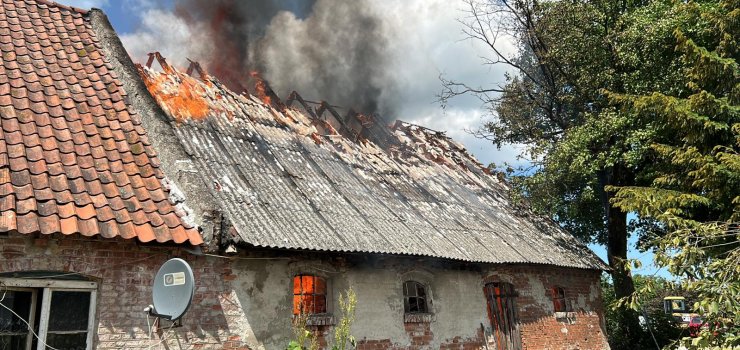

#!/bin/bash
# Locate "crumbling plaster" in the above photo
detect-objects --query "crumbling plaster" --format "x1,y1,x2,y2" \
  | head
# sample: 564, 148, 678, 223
228, 256, 493, 349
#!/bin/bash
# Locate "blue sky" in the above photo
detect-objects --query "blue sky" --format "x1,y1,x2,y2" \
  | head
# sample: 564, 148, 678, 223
62, 0, 668, 278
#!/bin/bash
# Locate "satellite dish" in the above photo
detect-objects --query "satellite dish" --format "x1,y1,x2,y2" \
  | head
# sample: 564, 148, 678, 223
151, 258, 195, 320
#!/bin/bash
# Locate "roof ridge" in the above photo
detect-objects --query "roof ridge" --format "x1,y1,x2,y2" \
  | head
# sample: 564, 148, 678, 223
0, 0, 203, 245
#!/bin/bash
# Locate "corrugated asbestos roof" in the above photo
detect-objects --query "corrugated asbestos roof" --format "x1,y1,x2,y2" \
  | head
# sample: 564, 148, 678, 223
137, 57, 606, 270
0, 0, 202, 244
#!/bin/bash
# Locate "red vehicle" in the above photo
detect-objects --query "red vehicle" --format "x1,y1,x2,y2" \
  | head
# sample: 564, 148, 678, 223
688, 317, 709, 337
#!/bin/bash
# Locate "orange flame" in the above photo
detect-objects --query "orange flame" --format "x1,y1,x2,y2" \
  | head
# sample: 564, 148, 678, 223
250, 71, 273, 106
138, 66, 210, 122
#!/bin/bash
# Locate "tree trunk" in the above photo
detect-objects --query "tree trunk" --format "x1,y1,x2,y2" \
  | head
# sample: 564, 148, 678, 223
607, 208, 633, 299
606, 197, 642, 348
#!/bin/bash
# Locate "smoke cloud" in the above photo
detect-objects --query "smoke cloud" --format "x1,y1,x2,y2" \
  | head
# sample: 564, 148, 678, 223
118, 0, 523, 166
122, 0, 397, 116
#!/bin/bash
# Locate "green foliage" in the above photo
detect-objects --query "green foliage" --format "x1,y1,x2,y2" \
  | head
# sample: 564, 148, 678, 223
602, 275, 685, 349
504, 0, 700, 246
331, 288, 357, 350
446, 1, 737, 346
286, 287, 357, 350
287, 312, 320, 350
607, 0, 740, 348
448, 1, 702, 346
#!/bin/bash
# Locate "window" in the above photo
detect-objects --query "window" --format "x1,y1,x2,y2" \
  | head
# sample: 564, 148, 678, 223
484, 282, 521, 350
664, 298, 687, 313
551, 286, 571, 312
403, 281, 428, 314
0, 277, 97, 350
293, 275, 327, 315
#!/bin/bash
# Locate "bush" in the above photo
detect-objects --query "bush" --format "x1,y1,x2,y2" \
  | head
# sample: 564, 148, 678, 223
603, 275, 684, 349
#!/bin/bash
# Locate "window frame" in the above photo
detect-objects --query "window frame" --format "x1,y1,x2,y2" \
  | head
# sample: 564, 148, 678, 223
551, 286, 572, 313
0, 278, 98, 350
402, 280, 429, 315
292, 274, 329, 316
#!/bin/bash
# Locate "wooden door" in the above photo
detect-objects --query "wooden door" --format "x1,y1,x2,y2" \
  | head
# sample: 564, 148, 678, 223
484, 282, 522, 350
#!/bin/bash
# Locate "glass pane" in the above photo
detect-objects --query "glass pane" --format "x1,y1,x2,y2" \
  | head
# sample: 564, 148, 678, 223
553, 299, 563, 312
46, 332, 87, 350
416, 283, 426, 297
0, 334, 27, 349
421, 297, 428, 313
293, 296, 302, 315
315, 277, 326, 294
302, 276, 314, 294
293, 276, 302, 295
403, 282, 416, 297
48, 292, 90, 332
303, 295, 315, 314
409, 297, 419, 312
314, 296, 326, 314
0, 290, 33, 333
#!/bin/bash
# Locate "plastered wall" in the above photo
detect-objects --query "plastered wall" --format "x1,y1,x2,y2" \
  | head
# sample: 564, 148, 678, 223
1, 234, 608, 349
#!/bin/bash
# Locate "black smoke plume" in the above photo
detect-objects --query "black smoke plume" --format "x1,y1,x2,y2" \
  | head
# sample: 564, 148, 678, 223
173, 0, 398, 116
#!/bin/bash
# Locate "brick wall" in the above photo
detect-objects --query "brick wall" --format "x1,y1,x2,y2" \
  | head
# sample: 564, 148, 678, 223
0, 233, 248, 349
482, 265, 609, 350
1, 233, 609, 349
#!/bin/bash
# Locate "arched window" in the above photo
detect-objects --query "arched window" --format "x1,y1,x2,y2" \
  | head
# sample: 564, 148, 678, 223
293, 275, 327, 315
403, 281, 428, 313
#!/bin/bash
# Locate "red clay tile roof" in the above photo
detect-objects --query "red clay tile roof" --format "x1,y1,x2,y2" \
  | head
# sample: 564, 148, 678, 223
0, 0, 202, 244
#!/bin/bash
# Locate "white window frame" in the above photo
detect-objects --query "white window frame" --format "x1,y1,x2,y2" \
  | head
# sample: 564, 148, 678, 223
0, 278, 97, 350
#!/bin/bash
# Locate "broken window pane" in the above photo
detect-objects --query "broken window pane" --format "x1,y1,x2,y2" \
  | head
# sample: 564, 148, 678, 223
0, 334, 27, 349
403, 281, 428, 314
0, 289, 34, 349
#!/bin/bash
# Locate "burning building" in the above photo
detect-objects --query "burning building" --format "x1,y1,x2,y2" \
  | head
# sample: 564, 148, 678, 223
0, 1, 610, 349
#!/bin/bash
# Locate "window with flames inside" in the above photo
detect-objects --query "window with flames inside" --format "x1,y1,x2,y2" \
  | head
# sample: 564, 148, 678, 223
293, 275, 327, 316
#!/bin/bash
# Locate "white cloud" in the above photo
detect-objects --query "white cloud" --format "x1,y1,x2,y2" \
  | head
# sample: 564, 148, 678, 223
372, 0, 521, 166
119, 9, 214, 69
